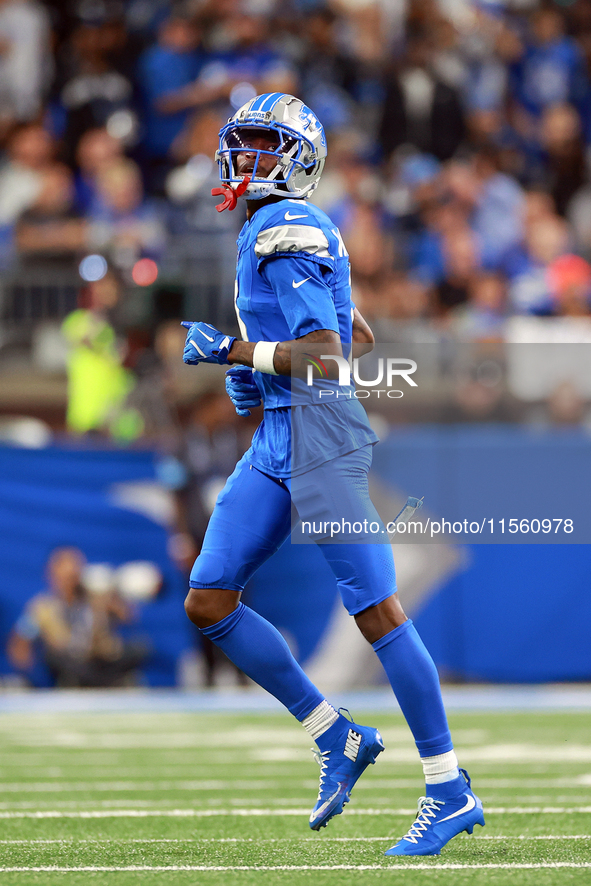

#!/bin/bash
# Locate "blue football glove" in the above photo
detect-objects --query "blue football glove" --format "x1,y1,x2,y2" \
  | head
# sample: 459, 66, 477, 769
181, 321, 236, 365
225, 366, 262, 416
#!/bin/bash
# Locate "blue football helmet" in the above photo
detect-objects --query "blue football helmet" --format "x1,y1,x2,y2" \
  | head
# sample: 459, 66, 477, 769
216, 92, 327, 201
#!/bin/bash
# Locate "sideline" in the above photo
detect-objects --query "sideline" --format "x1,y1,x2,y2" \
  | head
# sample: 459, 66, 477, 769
1, 686, 591, 715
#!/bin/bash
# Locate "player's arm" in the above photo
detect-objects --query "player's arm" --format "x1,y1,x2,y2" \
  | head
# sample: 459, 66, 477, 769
228, 328, 342, 377
238, 252, 344, 377
232, 232, 347, 376
352, 307, 374, 356
182, 253, 344, 377
182, 322, 342, 377
221, 329, 340, 417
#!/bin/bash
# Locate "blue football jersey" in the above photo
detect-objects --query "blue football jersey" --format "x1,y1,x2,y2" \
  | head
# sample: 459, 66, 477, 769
234, 198, 377, 478
234, 198, 356, 409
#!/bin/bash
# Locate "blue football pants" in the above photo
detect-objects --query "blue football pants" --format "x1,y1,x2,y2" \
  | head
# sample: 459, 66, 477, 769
190, 447, 396, 615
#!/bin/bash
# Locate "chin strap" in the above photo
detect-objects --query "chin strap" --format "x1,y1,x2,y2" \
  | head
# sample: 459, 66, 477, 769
211, 175, 251, 212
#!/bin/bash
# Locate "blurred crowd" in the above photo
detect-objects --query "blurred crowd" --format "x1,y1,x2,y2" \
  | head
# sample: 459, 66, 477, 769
0, 0, 590, 438
0, 1, 591, 314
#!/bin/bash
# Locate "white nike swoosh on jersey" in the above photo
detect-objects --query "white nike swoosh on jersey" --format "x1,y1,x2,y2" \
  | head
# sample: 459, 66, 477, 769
284, 211, 308, 220
292, 276, 312, 289
438, 794, 476, 823
309, 786, 342, 823
197, 328, 214, 342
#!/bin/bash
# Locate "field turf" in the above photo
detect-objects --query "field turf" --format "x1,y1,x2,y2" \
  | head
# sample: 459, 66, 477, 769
0, 705, 589, 885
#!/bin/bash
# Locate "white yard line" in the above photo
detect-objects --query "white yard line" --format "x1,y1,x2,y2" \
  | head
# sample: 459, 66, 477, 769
2, 739, 591, 762
0, 863, 590, 872
0, 777, 589, 791
0, 806, 589, 819
0, 780, 281, 792
0, 835, 589, 845
474, 834, 591, 840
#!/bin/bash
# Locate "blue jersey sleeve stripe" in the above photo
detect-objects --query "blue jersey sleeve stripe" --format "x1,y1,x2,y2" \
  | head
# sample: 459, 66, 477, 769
257, 251, 334, 272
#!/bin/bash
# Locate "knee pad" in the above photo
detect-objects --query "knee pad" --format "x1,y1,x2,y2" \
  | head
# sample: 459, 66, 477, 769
190, 552, 244, 592
320, 543, 397, 616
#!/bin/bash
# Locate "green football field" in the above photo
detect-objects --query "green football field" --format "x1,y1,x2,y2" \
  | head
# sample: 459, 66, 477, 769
0, 705, 589, 885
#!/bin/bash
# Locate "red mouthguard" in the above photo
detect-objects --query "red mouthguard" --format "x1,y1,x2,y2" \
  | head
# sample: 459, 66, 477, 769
211, 175, 251, 212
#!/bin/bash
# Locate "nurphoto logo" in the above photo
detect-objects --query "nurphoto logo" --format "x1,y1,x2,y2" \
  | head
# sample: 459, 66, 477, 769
304, 354, 418, 399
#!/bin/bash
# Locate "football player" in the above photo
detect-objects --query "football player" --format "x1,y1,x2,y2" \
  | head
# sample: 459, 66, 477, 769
181, 92, 484, 855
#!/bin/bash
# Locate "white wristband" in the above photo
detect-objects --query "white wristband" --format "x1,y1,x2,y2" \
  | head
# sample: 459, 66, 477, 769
252, 341, 279, 375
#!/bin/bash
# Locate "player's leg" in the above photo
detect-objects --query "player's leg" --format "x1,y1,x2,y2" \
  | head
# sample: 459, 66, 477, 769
352, 584, 484, 854
284, 452, 391, 830
292, 446, 484, 852
184, 456, 347, 737
292, 447, 459, 764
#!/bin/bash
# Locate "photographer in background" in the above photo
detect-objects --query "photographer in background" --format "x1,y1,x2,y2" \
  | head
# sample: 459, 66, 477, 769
7, 546, 147, 687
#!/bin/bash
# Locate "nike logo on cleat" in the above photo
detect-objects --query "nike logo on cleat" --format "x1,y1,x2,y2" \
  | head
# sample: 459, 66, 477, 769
285, 211, 308, 220
438, 794, 476, 823
309, 786, 341, 823
292, 277, 312, 288
343, 729, 362, 762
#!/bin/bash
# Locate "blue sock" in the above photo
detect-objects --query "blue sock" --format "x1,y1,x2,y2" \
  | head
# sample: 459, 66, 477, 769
201, 603, 325, 721
372, 620, 453, 757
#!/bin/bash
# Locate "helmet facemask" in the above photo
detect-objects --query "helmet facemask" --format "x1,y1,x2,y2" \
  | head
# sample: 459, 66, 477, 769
216, 122, 317, 200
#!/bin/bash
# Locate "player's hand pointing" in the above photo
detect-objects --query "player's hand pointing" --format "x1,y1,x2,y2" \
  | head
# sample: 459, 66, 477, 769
181, 321, 236, 365
225, 367, 262, 416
